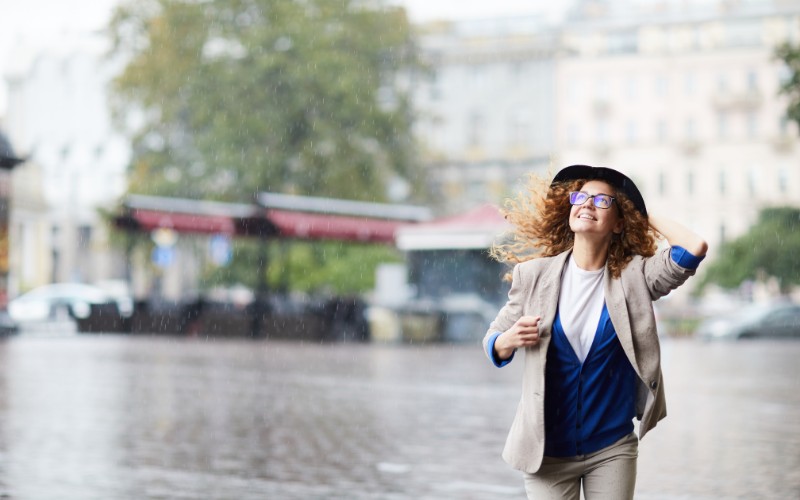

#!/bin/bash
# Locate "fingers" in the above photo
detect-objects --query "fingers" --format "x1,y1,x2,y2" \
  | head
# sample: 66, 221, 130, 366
511, 321, 542, 347
518, 332, 541, 346
513, 316, 540, 335
515, 315, 541, 328
502, 316, 544, 349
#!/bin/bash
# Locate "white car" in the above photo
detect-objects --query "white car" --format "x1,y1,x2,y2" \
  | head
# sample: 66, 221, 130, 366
8, 283, 132, 323
696, 302, 800, 340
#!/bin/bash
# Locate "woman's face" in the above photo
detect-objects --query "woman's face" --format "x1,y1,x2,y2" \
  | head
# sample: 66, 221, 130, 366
568, 180, 624, 239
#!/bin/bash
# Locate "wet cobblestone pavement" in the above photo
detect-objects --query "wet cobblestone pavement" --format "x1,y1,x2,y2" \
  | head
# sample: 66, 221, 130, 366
0, 335, 797, 499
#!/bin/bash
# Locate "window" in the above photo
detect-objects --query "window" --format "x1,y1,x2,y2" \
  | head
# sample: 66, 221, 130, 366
779, 168, 788, 193
625, 77, 637, 99
655, 76, 668, 97
725, 20, 761, 47
747, 168, 757, 195
626, 120, 637, 144
469, 65, 485, 88
510, 61, 526, 81
467, 111, 484, 147
684, 72, 695, 96
596, 119, 609, 144
595, 77, 608, 99
778, 64, 792, 86
428, 69, 440, 100
780, 116, 789, 135
718, 112, 729, 139
746, 112, 757, 138
687, 171, 695, 196
685, 118, 696, 140
746, 70, 758, 91
608, 30, 638, 53
78, 225, 92, 250
568, 80, 581, 101
657, 119, 668, 142
717, 74, 728, 93
567, 123, 580, 146
718, 170, 726, 195
508, 111, 530, 148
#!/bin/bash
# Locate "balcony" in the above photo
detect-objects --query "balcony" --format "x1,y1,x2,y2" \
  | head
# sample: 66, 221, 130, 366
711, 90, 763, 111
772, 134, 795, 153
592, 99, 611, 117
680, 139, 702, 156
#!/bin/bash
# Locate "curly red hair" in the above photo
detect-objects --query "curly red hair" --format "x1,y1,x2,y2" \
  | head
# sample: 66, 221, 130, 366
491, 173, 658, 279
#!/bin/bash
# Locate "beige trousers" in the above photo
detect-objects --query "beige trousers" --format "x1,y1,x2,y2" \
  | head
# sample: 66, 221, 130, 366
523, 432, 639, 500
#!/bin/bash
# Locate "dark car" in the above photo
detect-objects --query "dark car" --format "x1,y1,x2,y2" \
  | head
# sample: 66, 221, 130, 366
696, 302, 800, 340
0, 309, 18, 336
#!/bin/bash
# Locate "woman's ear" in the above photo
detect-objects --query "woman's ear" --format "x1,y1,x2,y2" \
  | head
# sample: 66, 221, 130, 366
613, 219, 624, 235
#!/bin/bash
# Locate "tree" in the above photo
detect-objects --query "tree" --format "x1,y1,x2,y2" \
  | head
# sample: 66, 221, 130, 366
107, 0, 423, 293
776, 42, 800, 131
109, 0, 423, 202
700, 207, 800, 293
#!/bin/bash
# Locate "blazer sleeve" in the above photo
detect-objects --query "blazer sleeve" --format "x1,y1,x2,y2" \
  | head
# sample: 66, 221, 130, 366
642, 246, 701, 301
483, 263, 526, 362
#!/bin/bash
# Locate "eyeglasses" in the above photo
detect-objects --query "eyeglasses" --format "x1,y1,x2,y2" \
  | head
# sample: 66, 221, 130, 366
569, 191, 615, 209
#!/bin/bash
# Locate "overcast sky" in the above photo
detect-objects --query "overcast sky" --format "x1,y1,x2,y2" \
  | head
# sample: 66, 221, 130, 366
0, 0, 569, 115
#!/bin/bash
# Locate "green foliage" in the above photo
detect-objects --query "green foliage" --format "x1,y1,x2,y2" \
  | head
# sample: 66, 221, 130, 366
109, 0, 424, 202
203, 239, 402, 294
776, 42, 800, 131
700, 207, 800, 292
107, 0, 425, 293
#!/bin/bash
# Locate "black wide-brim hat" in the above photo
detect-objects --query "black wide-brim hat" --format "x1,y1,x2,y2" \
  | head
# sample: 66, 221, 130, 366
551, 164, 647, 217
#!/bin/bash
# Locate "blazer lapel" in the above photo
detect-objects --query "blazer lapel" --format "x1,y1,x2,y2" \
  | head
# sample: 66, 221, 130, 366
605, 272, 640, 375
535, 249, 571, 338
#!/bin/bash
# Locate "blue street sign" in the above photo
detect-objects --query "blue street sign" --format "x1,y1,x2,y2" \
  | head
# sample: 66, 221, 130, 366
209, 234, 232, 266
152, 246, 175, 269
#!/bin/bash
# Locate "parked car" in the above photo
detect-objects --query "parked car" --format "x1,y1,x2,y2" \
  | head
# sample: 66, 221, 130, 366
696, 302, 800, 340
0, 309, 18, 335
8, 283, 130, 324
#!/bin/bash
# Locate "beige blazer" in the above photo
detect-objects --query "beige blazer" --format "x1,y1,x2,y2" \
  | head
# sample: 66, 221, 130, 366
484, 247, 698, 474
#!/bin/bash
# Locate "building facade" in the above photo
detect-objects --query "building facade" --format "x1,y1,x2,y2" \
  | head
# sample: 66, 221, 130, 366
554, 0, 800, 256
3, 32, 130, 296
411, 16, 560, 213
412, 0, 800, 258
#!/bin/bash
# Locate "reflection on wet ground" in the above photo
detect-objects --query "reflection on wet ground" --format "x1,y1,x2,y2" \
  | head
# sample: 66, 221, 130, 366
0, 335, 797, 499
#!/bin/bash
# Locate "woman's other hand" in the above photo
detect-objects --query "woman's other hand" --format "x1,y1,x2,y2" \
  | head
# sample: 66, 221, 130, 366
495, 315, 542, 360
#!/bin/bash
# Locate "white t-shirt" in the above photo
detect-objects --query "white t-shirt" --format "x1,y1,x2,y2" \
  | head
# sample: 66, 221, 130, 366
558, 256, 606, 363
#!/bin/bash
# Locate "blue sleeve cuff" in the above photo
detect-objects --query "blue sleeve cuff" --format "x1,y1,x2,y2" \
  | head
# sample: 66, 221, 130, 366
488, 331, 515, 367
670, 245, 705, 270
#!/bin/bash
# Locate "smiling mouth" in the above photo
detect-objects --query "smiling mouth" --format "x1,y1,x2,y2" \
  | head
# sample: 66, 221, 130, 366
577, 214, 597, 221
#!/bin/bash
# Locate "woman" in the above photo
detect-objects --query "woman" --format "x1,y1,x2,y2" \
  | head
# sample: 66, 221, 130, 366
484, 165, 707, 500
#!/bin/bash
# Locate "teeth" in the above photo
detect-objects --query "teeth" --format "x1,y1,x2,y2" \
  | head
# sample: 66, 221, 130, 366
578, 214, 595, 220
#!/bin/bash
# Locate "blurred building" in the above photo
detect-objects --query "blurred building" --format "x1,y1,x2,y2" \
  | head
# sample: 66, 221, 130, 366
412, 0, 800, 257
3, 32, 130, 295
554, 0, 800, 256
411, 16, 560, 213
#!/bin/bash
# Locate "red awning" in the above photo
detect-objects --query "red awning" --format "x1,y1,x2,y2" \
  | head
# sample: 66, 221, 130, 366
266, 209, 401, 243
131, 209, 236, 235
395, 203, 509, 250
118, 194, 429, 243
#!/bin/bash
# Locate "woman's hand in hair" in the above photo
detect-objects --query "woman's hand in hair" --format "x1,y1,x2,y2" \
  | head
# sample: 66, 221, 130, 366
495, 315, 542, 360
648, 214, 709, 257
